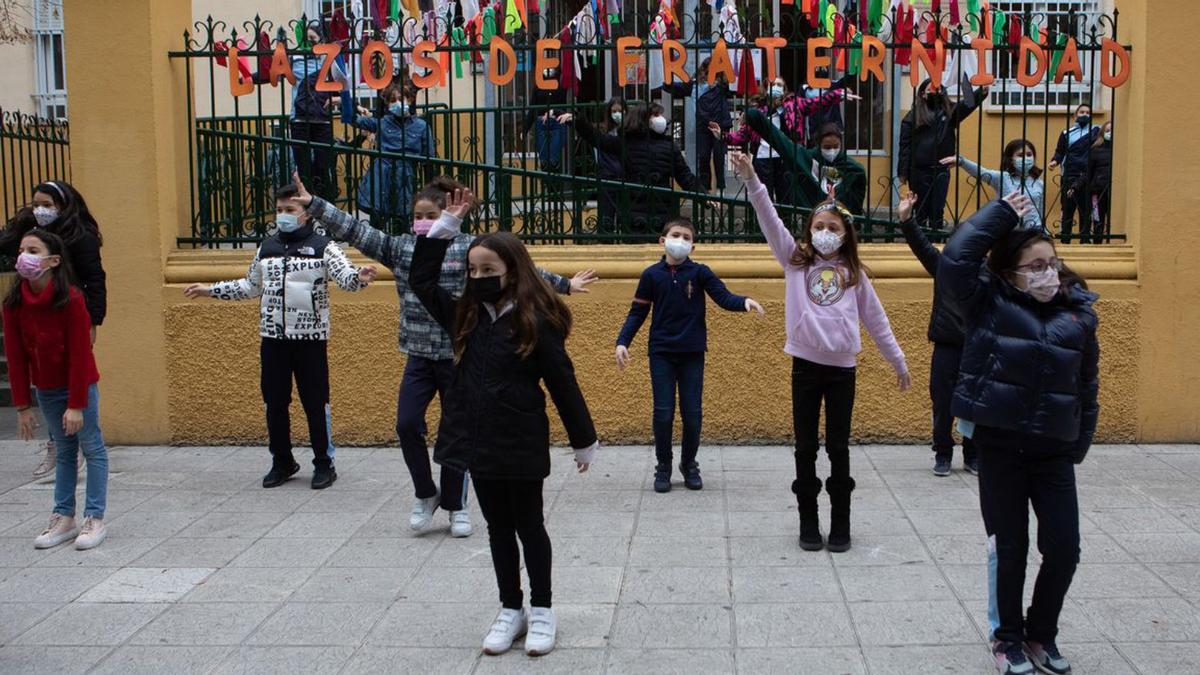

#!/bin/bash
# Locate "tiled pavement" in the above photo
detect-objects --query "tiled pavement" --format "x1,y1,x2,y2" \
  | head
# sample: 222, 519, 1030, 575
1, 442, 1199, 674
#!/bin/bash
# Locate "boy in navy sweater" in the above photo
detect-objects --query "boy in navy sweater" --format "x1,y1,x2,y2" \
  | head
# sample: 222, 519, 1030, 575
616, 218, 764, 493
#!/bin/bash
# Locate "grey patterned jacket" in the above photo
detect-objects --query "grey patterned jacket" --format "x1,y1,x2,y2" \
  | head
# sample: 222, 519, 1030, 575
307, 198, 571, 360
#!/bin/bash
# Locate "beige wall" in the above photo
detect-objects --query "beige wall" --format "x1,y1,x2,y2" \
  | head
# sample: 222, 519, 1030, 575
0, 41, 37, 115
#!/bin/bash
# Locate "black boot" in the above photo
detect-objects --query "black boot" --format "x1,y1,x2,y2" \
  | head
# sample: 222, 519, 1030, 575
826, 476, 856, 553
263, 458, 300, 488
311, 458, 337, 490
680, 461, 703, 490
792, 476, 824, 551
653, 463, 672, 493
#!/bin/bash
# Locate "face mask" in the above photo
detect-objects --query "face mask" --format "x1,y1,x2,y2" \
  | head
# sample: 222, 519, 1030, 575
469, 275, 504, 304
811, 229, 843, 257
1077, 115, 1090, 127
276, 213, 303, 233
412, 218, 435, 235
925, 91, 943, 104
611, 111, 623, 125
1019, 268, 1060, 303
1014, 156, 1035, 174
1103, 131, 1112, 142
770, 85, 785, 98
649, 116, 668, 135
32, 206, 58, 227
664, 238, 692, 260
389, 102, 409, 116
821, 148, 840, 163
15, 252, 48, 280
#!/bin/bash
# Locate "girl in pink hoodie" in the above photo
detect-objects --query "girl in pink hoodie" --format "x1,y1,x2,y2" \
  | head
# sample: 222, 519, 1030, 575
731, 151, 911, 553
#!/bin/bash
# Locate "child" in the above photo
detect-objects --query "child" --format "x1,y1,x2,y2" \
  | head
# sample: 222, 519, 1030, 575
410, 187, 598, 657
4, 229, 108, 550
184, 184, 376, 490
731, 150, 910, 553
352, 80, 436, 230
615, 217, 763, 493
942, 140, 1047, 232
1048, 103, 1100, 243
938, 191, 1098, 675
290, 174, 595, 536
741, 113, 867, 216
1080, 121, 1114, 244
897, 191, 978, 476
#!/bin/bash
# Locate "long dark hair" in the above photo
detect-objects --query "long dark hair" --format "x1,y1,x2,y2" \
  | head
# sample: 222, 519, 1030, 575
987, 230, 1088, 292
1, 180, 102, 250
912, 78, 954, 130
4, 228, 77, 310
788, 199, 869, 289
412, 175, 470, 212
452, 232, 572, 363
1092, 121, 1112, 149
604, 96, 626, 133
999, 139, 1043, 180
621, 102, 652, 136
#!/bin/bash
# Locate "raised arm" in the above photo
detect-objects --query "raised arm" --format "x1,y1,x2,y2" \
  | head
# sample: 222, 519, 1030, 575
210, 248, 265, 301
565, 114, 622, 155
409, 234, 458, 333
732, 150, 796, 268
936, 198, 1021, 318
955, 155, 1003, 192
951, 86, 988, 125
746, 108, 814, 167
351, 114, 381, 134
308, 196, 404, 269
899, 221, 942, 278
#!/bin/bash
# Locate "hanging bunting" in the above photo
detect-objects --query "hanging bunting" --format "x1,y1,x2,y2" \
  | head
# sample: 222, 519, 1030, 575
1048, 31, 1069, 77
992, 9, 1006, 44
949, 0, 960, 25
480, 6, 497, 44
451, 26, 469, 78
505, 0, 524, 32
868, 0, 884, 35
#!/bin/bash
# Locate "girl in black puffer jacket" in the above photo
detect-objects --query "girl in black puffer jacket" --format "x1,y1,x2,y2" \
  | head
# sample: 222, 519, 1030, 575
937, 192, 1099, 675
410, 187, 598, 659
560, 102, 702, 236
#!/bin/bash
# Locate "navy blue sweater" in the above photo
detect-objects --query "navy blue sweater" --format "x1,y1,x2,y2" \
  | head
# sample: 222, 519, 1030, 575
617, 257, 747, 354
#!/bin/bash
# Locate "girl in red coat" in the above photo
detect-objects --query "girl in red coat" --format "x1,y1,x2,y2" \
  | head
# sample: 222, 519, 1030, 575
3, 229, 107, 551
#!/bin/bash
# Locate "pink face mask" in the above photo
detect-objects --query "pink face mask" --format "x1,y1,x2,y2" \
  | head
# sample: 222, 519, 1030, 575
15, 252, 48, 280
413, 218, 436, 235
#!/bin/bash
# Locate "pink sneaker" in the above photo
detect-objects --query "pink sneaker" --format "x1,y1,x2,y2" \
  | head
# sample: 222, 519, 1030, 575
75, 517, 107, 551
34, 513, 78, 549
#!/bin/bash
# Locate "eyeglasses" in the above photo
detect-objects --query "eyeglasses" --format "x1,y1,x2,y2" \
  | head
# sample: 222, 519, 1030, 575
1014, 257, 1064, 274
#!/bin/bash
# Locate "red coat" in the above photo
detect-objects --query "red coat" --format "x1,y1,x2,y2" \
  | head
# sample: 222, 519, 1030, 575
2, 280, 99, 409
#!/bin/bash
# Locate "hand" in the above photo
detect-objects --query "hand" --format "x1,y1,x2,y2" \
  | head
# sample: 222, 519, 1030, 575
576, 461, 590, 473
556, 112, 574, 125
1066, 188, 1075, 198
939, 156, 959, 168
708, 121, 722, 137
357, 265, 377, 285
897, 371, 912, 392
843, 92, 863, 101
90, 326, 97, 346
63, 408, 83, 436
978, 85, 990, 98
744, 298, 765, 316
615, 345, 630, 370
17, 408, 36, 441
570, 269, 598, 293
898, 191, 919, 222
291, 171, 314, 207
1003, 190, 1034, 218
183, 284, 212, 298
729, 150, 755, 181
444, 187, 475, 220
1048, 159, 1060, 171
356, 105, 370, 117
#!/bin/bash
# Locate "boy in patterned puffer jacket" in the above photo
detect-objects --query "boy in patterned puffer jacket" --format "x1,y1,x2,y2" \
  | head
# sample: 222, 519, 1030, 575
184, 184, 376, 490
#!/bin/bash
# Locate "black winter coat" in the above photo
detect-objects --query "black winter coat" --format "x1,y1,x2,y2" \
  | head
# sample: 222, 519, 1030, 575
410, 236, 598, 480
1, 220, 106, 327
1082, 141, 1112, 196
937, 199, 1100, 461
897, 88, 986, 181
900, 218, 964, 346
571, 116, 701, 231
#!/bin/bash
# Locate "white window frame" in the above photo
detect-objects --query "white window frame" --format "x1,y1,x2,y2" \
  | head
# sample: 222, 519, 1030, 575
32, 0, 67, 120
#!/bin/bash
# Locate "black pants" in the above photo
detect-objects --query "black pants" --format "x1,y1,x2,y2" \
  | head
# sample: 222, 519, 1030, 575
1061, 173, 1091, 244
930, 343, 976, 461
976, 427, 1080, 645
261, 338, 330, 467
395, 355, 467, 511
290, 120, 336, 201
1089, 187, 1111, 244
473, 477, 552, 609
910, 167, 952, 229
697, 130, 727, 192
792, 358, 856, 488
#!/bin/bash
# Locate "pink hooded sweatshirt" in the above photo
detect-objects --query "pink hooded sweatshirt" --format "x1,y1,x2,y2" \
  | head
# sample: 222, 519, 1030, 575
747, 175, 908, 374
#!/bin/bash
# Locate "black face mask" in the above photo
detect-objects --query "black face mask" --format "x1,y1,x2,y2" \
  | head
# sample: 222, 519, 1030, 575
925, 91, 942, 104
469, 275, 504, 304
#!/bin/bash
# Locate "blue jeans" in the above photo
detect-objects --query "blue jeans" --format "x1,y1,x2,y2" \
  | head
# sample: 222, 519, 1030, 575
648, 352, 704, 467
37, 384, 108, 519
534, 117, 568, 172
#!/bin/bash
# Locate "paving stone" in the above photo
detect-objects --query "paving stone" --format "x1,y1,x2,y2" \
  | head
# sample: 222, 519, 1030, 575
610, 603, 734, 648
13, 602, 168, 645
78, 567, 215, 603
734, 602, 856, 648
92, 645, 233, 675
245, 602, 387, 646
130, 602, 278, 645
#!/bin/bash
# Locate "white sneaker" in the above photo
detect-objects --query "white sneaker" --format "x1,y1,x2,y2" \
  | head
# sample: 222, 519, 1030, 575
75, 516, 106, 550
449, 509, 473, 538
525, 607, 557, 656
32, 440, 56, 480
409, 492, 440, 531
482, 607, 527, 655
33, 513, 78, 549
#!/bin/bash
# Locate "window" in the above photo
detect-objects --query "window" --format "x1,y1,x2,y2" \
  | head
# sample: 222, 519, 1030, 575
986, 1, 1105, 109
33, 0, 67, 119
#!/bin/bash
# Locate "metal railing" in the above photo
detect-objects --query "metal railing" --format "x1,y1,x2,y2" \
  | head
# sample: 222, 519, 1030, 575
169, 4, 1129, 247
1, 108, 71, 222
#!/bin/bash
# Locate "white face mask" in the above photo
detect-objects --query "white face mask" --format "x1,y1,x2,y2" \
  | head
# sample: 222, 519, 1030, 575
664, 238, 692, 260
649, 116, 668, 135
611, 111, 623, 125
1103, 131, 1112, 142
1014, 156, 1035, 174
821, 148, 840, 163
811, 229, 843, 257
33, 206, 58, 227
1019, 268, 1060, 303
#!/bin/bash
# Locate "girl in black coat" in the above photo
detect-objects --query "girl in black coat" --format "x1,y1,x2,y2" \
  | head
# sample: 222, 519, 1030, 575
1079, 121, 1113, 244
938, 191, 1099, 675
409, 188, 598, 659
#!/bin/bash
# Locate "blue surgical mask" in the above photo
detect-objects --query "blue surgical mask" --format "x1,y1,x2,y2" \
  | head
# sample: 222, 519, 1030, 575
389, 102, 409, 117
1014, 157, 1035, 174
276, 213, 303, 233
770, 85, 785, 98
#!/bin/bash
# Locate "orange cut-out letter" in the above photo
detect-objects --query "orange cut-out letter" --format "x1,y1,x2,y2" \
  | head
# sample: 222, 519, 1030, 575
488, 37, 517, 86
411, 40, 443, 89
361, 40, 394, 90
970, 38, 995, 86
228, 45, 254, 96
756, 37, 787, 85
860, 35, 886, 82
313, 43, 344, 92
1017, 37, 1048, 87
534, 38, 561, 90
910, 38, 945, 90
1100, 38, 1130, 88
616, 37, 642, 87
268, 42, 296, 87
708, 39, 736, 85
1054, 38, 1083, 84
663, 39, 690, 85
807, 37, 833, 88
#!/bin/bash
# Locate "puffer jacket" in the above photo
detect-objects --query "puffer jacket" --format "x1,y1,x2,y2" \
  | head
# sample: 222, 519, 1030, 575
901, 218, 964, 346
210, 224, 366, 340
937, 199, 1100, 461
